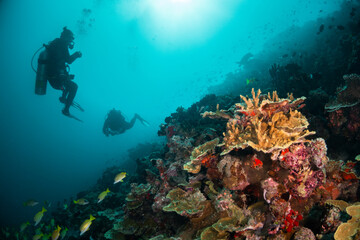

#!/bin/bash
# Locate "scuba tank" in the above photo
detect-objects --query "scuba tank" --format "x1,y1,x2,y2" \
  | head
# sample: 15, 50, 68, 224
34, 48, 48, 95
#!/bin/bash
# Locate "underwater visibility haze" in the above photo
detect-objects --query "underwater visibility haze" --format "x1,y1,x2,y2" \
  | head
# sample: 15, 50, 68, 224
1, 0, 360, 239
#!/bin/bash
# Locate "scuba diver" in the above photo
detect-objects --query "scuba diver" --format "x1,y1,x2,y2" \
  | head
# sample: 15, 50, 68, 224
103, 109, 149, 136
34, 27, 83, 117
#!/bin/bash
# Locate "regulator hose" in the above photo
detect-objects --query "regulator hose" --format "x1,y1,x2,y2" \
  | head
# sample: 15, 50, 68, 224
31, 45, 46, 73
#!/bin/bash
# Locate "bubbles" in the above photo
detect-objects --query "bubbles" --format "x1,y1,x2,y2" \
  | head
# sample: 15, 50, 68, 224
77, 8, 95, 35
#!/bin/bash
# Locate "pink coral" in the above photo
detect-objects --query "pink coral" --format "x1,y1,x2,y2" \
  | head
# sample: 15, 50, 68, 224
274, 139, 327, 198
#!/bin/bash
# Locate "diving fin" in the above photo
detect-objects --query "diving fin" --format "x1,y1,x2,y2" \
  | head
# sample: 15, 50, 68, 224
137, 115, 150, 126
72, 101, 84, 112
64, 113, 83, 123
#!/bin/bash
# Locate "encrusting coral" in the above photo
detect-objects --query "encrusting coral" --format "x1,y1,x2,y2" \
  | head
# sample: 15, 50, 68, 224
334, 202, 360, 240
183, 138, 219, 174
162, 188, 208, 217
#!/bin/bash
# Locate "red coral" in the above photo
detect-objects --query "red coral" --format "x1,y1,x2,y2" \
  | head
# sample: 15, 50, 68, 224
166, 125, 176, 138
251, 157, 263, 169
282, 210, 303, 232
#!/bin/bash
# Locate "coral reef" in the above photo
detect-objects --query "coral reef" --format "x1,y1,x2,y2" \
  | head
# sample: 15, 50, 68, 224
206, 89, 315, 155
5, 5, 360, 235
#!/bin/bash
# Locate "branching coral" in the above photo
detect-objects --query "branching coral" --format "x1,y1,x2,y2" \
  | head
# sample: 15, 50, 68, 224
201, 104, 234, 120
203, 89, 315, 155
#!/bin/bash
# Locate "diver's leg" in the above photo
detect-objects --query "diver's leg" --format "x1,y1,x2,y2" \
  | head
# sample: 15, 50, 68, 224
58, 74, 69, 103
62, 81, 78, 115
59, 89, 68, 103
126, 115, 137, 130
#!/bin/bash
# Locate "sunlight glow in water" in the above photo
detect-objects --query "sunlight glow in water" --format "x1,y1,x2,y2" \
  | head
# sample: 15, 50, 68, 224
117, 0, 242, 47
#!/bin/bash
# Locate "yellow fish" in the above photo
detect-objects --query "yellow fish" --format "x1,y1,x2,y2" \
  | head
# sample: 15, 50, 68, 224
73, 198, 89, 205
34, 207, 47, 226
80, 215, 95, 236
20, 221, 30, 232
51, 225, 61, 240
32, 233, 43, 240
114, 172, 127, 184
97, 188, 110, 203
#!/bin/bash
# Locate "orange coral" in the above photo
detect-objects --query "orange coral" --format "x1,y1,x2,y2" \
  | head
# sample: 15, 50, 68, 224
201, 154, 217, 168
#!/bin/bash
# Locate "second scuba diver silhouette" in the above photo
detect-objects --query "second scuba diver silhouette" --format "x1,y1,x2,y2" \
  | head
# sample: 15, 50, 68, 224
103, 109, 149, 136
35, 27, 83, 117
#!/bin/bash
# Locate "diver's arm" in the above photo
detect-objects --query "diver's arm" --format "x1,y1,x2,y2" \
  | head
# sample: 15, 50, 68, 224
68, 51, 82, 64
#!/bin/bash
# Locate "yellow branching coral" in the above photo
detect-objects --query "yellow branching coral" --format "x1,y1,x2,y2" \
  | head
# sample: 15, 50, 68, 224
239, 88, 262, 109
201, 104, 233, 120
184, 138, 219, 173
162, 188, 207, 217
218, 89, 315, 154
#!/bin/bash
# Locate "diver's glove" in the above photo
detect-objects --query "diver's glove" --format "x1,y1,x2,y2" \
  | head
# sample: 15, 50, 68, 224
75, 51, 82, 58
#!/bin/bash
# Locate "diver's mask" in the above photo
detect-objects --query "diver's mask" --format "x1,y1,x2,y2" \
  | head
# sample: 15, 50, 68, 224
69, 41, 75, 50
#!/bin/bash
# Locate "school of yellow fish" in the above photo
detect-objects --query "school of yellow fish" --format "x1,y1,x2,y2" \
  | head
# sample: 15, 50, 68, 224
12, 171, 127, 239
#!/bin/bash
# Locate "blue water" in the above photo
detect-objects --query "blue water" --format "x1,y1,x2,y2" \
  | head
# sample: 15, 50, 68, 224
0, 0, 344, 227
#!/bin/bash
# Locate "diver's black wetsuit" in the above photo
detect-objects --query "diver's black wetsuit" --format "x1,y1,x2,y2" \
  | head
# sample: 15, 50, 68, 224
46, 38, 78, 113
103, 110, 141, 136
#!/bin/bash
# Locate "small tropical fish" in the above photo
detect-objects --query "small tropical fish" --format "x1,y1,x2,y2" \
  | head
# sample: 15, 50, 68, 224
32, 233, 43, 240
23, 199, 39, 207
60, 227, 68, 239
114, 172, 127, 184
63, 204, 68, 210
20, 221, 30, 232
80, 215, 96, 236
246, 77, 257, 85
51, 225, 61, 240
97, 188, 110, 203
34, 207, 47, 226
73, 198, 89, 205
